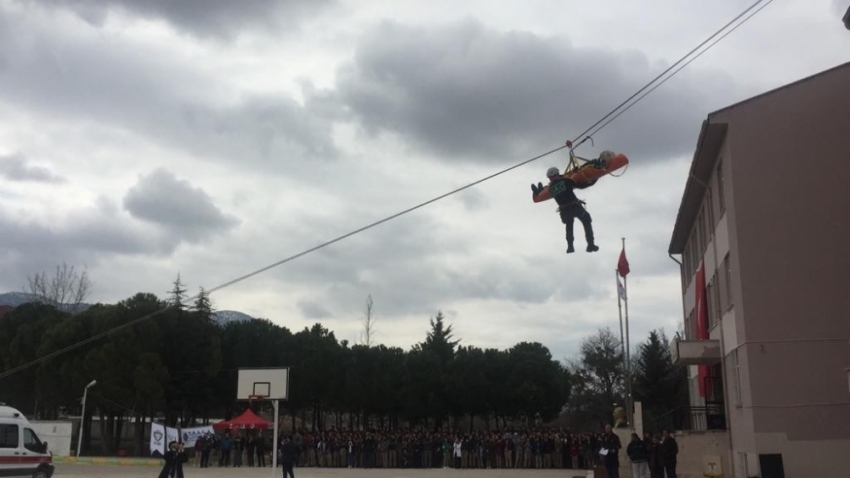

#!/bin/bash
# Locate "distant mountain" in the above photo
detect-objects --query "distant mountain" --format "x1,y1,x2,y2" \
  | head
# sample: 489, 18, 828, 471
212, 310, 254, 326
0, 292, 255, 325
0, 292, 92, 313
0, 292, 39, 307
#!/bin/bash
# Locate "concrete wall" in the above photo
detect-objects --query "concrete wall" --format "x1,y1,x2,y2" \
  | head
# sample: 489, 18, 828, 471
753, 432, 850, 478
31, 421, 73, 457
612, 430, 730, 478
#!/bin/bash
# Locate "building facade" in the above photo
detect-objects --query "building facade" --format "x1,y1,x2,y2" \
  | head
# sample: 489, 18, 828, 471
668, 62, 850, 478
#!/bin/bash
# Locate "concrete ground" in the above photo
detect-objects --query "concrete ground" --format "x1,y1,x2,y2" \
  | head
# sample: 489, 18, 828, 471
54, 463, 593, 477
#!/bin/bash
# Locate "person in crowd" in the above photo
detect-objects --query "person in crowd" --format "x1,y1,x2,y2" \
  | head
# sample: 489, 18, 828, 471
627, 433, 650, 478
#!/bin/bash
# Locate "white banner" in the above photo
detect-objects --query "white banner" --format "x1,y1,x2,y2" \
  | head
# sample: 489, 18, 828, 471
149, 423, 180, 456
181, 426, 214, 448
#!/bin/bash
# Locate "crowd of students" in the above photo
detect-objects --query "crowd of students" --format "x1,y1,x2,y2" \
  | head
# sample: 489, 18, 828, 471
187, 425, 677, 476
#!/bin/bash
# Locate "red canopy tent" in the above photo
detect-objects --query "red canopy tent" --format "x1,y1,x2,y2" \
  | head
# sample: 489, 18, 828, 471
212, 408, 272, 431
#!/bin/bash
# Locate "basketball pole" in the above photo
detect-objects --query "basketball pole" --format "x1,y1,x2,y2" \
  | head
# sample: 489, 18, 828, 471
272, 399, 279, 475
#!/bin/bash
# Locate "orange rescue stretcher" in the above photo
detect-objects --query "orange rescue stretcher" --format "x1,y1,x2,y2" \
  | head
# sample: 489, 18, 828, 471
532, 151, 628, 203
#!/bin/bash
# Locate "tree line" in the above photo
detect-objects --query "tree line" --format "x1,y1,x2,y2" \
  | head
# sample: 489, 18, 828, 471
0, 273, 686, 457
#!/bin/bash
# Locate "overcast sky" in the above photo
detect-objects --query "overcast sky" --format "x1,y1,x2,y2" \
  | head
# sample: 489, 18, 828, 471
1, 0, 848, 362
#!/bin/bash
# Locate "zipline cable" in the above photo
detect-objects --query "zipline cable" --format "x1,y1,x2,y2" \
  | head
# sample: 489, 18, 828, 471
570, 0, 768, 147
0, 0, 772, 381
582, 0, 775, 142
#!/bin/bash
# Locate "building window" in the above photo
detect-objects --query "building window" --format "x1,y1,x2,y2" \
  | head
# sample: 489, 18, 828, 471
707, 273, 721, 327
714, 274, 721, 323
724, 253, 733, 310
717, 159, 726, 214
707, 279, 716, 327
685, 310, 695, 341
696, 211, 704, 257
731, 348, 742, 407
707, 189, 716, 235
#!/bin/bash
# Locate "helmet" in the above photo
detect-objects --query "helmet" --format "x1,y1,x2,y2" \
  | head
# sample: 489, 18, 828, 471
546, 167, 560, 177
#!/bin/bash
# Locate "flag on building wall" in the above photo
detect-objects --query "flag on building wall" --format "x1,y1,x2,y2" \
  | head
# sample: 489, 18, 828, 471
618, 246, 630, 277
695, 261, 713, 397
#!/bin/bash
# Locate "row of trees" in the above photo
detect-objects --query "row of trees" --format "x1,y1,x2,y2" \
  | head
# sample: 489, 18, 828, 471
562, 327, 688, 430
0, 276, 570, 456
0, 271, 687, 457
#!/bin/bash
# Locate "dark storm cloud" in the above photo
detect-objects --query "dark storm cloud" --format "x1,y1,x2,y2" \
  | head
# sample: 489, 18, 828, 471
332, 19, 748, 164
1, 207, 154, 258
39, 0, 335, 39
0, 7, 337, 171
123, 169, 238, 241
0, 199, 172, 291
298, 299, 333, 319
0, 154, 64, 183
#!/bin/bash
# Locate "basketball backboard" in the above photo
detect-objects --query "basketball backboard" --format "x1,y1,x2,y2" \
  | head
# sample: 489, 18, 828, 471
237, 368, 289, 400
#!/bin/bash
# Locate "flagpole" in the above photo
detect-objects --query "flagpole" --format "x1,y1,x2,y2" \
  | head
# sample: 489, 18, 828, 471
622, 237, 633, 428
616, 269, 626, 406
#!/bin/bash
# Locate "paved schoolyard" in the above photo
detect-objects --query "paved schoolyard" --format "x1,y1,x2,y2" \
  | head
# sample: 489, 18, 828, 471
54, 463, 593, 477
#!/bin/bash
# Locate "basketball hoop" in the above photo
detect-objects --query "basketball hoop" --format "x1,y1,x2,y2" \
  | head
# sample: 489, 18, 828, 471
247, 394, 267, 407
236, 368, 289, 474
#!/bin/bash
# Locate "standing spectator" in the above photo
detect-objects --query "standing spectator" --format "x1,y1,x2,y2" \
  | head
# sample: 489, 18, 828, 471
201, 433, 213, 468
173, 442, 188, 478
627, 433, 649, 478
194, 434, 205, 468
649, 433, 666, 478
246, 434, 256, 467
662, 430, 678, 478
280, 436, 297, 478
453, 437, 463, 468
570, 437, 580, 469
442, 437, 452, 469
599, 425, 622, 478
219, 432, 232, 467
494, 434, 505, 469
158, 441, 178, 478
233, 434, 244, 467
256, 432, 267, 467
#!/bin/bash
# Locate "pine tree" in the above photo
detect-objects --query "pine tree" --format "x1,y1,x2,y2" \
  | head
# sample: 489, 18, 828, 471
192, 287, 214, 320
420, 310, 459, 367
168, 273, 188, 310
633, 329, 688, 427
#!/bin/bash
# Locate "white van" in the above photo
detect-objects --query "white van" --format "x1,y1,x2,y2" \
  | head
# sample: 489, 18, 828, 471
0, 406, 54, 478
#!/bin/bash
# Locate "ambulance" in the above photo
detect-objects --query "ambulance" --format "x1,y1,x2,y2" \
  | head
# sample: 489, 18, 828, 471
0, 406, 54, 478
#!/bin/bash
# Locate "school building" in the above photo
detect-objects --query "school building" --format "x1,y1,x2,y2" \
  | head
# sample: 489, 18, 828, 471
667, 62, 850, 478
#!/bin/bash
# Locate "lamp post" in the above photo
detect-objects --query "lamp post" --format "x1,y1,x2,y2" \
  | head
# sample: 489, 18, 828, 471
76, 380, 97, 457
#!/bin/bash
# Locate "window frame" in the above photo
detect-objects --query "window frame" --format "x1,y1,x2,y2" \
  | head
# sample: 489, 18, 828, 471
0, 424, 20, 449
731, 348, 743, 407
23, 427, 44, 453
724, 254, 734, 310
717, 159, 726, 215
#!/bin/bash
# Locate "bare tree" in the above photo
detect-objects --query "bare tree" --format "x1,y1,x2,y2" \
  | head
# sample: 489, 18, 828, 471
359, 294, 377, 347
27, 262, 92, 313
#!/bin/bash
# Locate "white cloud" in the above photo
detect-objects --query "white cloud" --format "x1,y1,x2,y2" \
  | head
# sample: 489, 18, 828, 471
0, 0, 847, 362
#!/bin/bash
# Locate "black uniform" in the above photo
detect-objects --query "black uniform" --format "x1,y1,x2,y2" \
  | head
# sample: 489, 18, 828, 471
538, 176, 597, 252
280, 440, 298, 478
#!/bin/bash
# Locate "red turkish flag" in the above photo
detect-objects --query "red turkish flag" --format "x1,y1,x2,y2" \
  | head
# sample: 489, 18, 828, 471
617, 247, 630, 277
